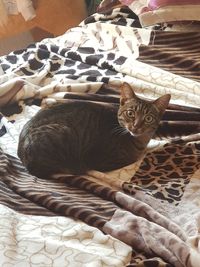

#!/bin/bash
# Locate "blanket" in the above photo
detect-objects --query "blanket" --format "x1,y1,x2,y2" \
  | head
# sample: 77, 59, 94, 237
0, 5, 200, 267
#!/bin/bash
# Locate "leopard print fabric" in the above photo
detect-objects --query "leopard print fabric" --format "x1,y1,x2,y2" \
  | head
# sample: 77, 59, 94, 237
123, 138, 200, 206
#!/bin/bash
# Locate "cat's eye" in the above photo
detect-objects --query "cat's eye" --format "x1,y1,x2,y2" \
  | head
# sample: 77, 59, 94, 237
126, 110, 135, 118
145, 115, 153, 124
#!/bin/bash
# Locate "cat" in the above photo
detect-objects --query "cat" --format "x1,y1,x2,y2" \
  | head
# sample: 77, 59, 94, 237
17, 83, 171, 179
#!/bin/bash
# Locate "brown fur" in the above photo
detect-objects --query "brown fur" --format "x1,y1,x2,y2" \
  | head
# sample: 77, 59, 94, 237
17, 83, 170, 179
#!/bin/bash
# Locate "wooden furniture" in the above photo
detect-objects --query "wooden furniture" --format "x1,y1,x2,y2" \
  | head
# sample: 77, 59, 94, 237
0, 0, 88, 39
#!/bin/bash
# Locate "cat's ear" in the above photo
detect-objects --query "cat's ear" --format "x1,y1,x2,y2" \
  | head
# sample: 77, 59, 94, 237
120, 82, 137, 106
153, 94, 171, 115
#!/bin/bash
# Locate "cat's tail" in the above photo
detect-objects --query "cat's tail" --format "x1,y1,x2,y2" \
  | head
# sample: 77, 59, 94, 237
85, 170, 122, 190
51, 173, 76, 179
51, 169, 121, 190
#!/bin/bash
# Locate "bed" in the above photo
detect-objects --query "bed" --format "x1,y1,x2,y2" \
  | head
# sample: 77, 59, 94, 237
0, 1, 200, 266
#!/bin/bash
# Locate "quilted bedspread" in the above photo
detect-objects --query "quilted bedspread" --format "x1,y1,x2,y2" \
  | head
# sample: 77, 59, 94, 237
0, 5, 200, 267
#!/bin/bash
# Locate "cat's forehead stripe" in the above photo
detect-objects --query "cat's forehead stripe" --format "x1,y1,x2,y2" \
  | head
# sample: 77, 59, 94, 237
142, 105, 149, 115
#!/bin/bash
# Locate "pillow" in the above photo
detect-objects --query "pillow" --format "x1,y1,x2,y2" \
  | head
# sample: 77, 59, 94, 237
97, 0, 123, 13
119, 0, 200, 26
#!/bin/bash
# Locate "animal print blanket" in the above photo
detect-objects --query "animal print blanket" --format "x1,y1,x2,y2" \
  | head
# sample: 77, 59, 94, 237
0, 5, 200, 267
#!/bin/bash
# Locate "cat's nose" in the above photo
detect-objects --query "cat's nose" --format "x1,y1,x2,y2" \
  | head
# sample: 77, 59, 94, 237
133, 121, 141, 129
131, 125, 139, 133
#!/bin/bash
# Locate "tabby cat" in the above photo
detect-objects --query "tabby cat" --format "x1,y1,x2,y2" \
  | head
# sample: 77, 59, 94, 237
17, 83, 171, 178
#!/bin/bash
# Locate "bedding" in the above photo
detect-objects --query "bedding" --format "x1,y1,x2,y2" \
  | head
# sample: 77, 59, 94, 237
119, 0, 200, 26
0, 2, 200, 267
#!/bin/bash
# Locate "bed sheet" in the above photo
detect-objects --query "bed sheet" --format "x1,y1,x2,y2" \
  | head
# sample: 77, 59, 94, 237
0, 5, 200, 267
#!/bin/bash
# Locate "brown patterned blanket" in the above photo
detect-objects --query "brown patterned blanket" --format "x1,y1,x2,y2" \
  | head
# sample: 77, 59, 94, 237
0, 4, 200, 267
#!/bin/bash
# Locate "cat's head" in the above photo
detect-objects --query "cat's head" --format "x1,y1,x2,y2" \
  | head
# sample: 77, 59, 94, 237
118, 83, 171, 136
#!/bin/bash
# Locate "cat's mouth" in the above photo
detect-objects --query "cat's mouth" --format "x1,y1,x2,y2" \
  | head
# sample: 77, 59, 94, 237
124, 124, 148, 137
127, 124, 153, 136
127, 127, 143, 136
125, 125, 142, 136
129, 131, 143, 137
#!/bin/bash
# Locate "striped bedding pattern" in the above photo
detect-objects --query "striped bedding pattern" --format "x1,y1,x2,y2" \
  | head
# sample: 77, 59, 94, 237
138, 31, 200, 81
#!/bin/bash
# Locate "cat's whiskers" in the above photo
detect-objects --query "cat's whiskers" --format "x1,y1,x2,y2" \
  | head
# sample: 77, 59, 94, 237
18, 82, 170, 177
111, 125, 130, 136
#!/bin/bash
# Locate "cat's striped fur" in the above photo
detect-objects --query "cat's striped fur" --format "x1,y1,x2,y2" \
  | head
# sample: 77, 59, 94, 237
17, 83, 170, 179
